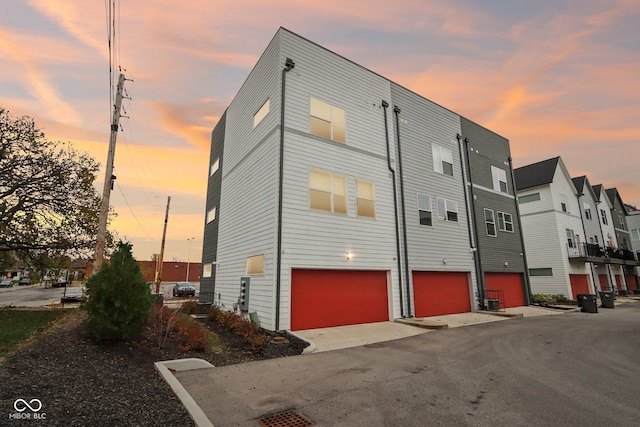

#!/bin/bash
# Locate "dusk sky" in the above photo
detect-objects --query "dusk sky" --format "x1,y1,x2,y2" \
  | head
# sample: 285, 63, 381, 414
2, 0, 639, 263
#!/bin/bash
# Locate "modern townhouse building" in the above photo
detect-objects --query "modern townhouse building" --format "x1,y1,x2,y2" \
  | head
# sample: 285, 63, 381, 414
514, 157, 594, 298
626, 206, 640, 291
201, 27, 528, 331
605, 188, 639, 293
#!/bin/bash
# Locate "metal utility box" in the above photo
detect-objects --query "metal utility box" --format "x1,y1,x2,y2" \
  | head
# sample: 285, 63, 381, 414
239, 276, 250, 312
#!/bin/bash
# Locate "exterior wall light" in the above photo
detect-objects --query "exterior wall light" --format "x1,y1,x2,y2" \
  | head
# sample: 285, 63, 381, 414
346, 252, 354, 261
443, 258, 448, 264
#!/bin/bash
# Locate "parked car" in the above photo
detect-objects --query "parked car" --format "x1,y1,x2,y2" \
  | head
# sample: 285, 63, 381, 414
172, 282, 196, 297
0, 279, 13, 288
61, 287, 86, 303
18, 278, 32, 286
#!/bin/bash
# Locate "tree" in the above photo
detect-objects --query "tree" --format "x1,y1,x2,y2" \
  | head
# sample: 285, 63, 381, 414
0, 107, 112, 262
84, 241, 152, 341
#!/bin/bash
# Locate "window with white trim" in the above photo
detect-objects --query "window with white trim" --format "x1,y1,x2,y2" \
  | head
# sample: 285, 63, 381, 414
437, 197, 458, 222
246, 255, 264, 275
560, 194, 569, 213
583, 202, 592, 220
210, 158, 219, 176
253, 99, 270, 128
498, 211, 514, 232
631, 229, 640, 241
310, 98, 346, 143
529, 268, 553, 276
566, 229, 577, 248
357, 179, 375, 218
601, 209, 608, 225
491, 166, 508, 193
309, 169, 347, 214
518, 193, 540, 204
207, 207, 216, 223
202, 263, 212, 278
417, 193, 432, 226
485, 209, 496, 236
432, 144, 454, 176
619, 216, 626, 230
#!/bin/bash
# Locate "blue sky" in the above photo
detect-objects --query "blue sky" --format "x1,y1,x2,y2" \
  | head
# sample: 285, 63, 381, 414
1, 0, 638, 261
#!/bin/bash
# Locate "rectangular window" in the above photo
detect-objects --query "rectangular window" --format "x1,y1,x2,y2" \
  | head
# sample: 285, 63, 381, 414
619, 216, 626, 230
417, 193, 432, 226
310, 98, 346, 143
491, 166, 508, 193
560, 194, 569, 213
529, 268, 553, 277
309, 169, 347, 214
498, 211, 514, 232
202, 263, 212, 278
437, 197, 458, 222
210, 158, 219, 177
601, 209, 608, 225
253, 99, 270, 128
432, 144, 454, 176
357, 180, 375, 218
518, 193, 541, 204
566, 229, 576, 248
485, 209, 496, 237
631, 229, 640, 241
246, 255, 264, 275
206, 207, 216, 223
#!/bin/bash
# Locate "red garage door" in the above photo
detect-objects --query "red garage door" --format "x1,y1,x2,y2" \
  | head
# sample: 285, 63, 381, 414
615, 275, 623, 291
625, 275, 638, 291
599, 274, 609, 291
413, 271, 471, 317
569, 274, 590, 300
485, 273, 525, 308
290, 269, 388, 331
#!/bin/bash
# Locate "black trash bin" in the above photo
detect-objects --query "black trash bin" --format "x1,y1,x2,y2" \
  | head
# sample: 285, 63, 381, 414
576, 293, 597, 313
599, 291, 615, 309
151, 293, 164, 305
487, 299, 500, 311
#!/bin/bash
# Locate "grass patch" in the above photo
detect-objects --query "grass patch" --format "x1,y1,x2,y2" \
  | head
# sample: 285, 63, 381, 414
0, 309, 70, 358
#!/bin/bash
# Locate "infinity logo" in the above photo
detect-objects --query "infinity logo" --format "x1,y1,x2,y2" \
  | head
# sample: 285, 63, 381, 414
14, 399, 42, 412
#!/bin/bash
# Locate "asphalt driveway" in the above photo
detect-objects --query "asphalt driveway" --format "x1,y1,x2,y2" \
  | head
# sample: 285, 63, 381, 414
174, 303, 640, 426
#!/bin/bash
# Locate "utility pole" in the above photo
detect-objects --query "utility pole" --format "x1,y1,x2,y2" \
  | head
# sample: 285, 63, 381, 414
154, 196, 171, 293
94, 73, 127, 273
186, 237, 194, 281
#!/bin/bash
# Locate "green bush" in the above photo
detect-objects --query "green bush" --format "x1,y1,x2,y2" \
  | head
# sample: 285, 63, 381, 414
531, 293, 575, 306
180, 300, 197, 314
84, 242, 152, 341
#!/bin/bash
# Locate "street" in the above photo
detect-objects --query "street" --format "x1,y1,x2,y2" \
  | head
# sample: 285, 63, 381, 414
177, 303, 640, 427
0, 284, 65, 308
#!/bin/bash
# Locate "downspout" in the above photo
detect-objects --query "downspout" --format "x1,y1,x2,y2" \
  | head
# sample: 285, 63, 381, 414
576, 192, 599, 293
392, 106, 413, 317
594, 200, 613, 291
381, 101, 405, 318
275, 57, 295, 331
508, 156, 532, 305
460, 136, 486, 309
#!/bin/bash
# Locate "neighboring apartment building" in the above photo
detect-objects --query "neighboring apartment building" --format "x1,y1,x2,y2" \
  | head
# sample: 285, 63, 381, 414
605, 188, 639, 292
626, 207, 640, 291
201, 27, 528, 331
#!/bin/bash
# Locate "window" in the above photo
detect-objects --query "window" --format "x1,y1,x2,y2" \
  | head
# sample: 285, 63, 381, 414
560, 194, 569, 213
631, 229, 640, 241
498, 212, 514, 232
491, 166, 508, 193
432, 144, 454, 176
206, 207, 216, 223
310, 98, 346, 143
437, 197, 458, 222
246, 255, 264, 275
601, 209, 608, 225
529, 268, 553, 277
309, 170, 347, 214
417, 193, 432, 226
619, 216, 626, 230
518, 193, 541, 204
210, 158, 219, 176
485, 209, 496, 237
202, 263, 212, 278
253, 99, 270, 128
584, 202, 592, 220
566, 229, 577, 248
357, 180, 375, 218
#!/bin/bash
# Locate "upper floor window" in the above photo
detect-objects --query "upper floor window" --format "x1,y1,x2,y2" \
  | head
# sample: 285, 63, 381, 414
583, 202, 592, 220
309, 169, 347, 214
566, 229, 577, 248
498, 211, 514, 232
437, 197, 458, 222
601, 209, 608, 225
207, 207, 217, 223
210, 158, 220, 176
310, 98, 346, 143
491, 166, 508, 193
417, 193, 432, 226
518, 193, 541, 204
560, 194, 569, 213
432, 144, 454, 176
246, 254, 264, 275
253, 99, 270, 128
485, 209, 496, 237
619, 216, 626, 230
357, 180, 376, 218
631, 229, 640, 241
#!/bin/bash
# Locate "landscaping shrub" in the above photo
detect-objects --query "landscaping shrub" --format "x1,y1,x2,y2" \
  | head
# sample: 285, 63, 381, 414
174, 315, 210, 352
149, 304, 179, 349
207, 306, 268, 353
180, 300, 197, 314
84, 242, 152, 341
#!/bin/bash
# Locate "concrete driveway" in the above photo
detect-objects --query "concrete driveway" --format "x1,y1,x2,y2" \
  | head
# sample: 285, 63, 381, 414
165, 301, 640, 426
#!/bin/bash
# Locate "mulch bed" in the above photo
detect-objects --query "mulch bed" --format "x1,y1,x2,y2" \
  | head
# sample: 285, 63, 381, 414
0, 310, 309, 426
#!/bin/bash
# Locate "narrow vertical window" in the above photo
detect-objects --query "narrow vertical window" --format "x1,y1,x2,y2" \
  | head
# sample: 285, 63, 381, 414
498, 211, 514, 232
432, 144, 454, 176
485, 209, 496, 236
253, 99, 270, 128
417, 193, 432, 226
357, 180, 375, 218
566, 229, 576, 248
560, 194, 569, 213
210, 158, 219, 176
207, 207, 216, 223
583, 202, 592, 220
491, 166, 508, 193
601, 209, 608, 225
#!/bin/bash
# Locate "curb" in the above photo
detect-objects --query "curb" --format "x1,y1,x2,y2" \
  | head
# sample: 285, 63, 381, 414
154, 358, 215, 427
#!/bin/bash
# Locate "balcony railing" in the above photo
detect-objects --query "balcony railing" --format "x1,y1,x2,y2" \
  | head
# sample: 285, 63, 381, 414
567, 242, 640, 264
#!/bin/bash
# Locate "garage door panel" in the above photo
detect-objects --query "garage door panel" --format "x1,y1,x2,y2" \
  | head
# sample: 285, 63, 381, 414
569, 274, 590, 300
485, 273, 525, 308
599, 274, 609, 291
413, 271, 471, 317
625, 275, 638, 291
291, 269, 388, 331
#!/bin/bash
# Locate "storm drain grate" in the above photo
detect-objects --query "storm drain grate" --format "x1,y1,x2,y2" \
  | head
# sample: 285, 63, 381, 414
256, 410, 315, 427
